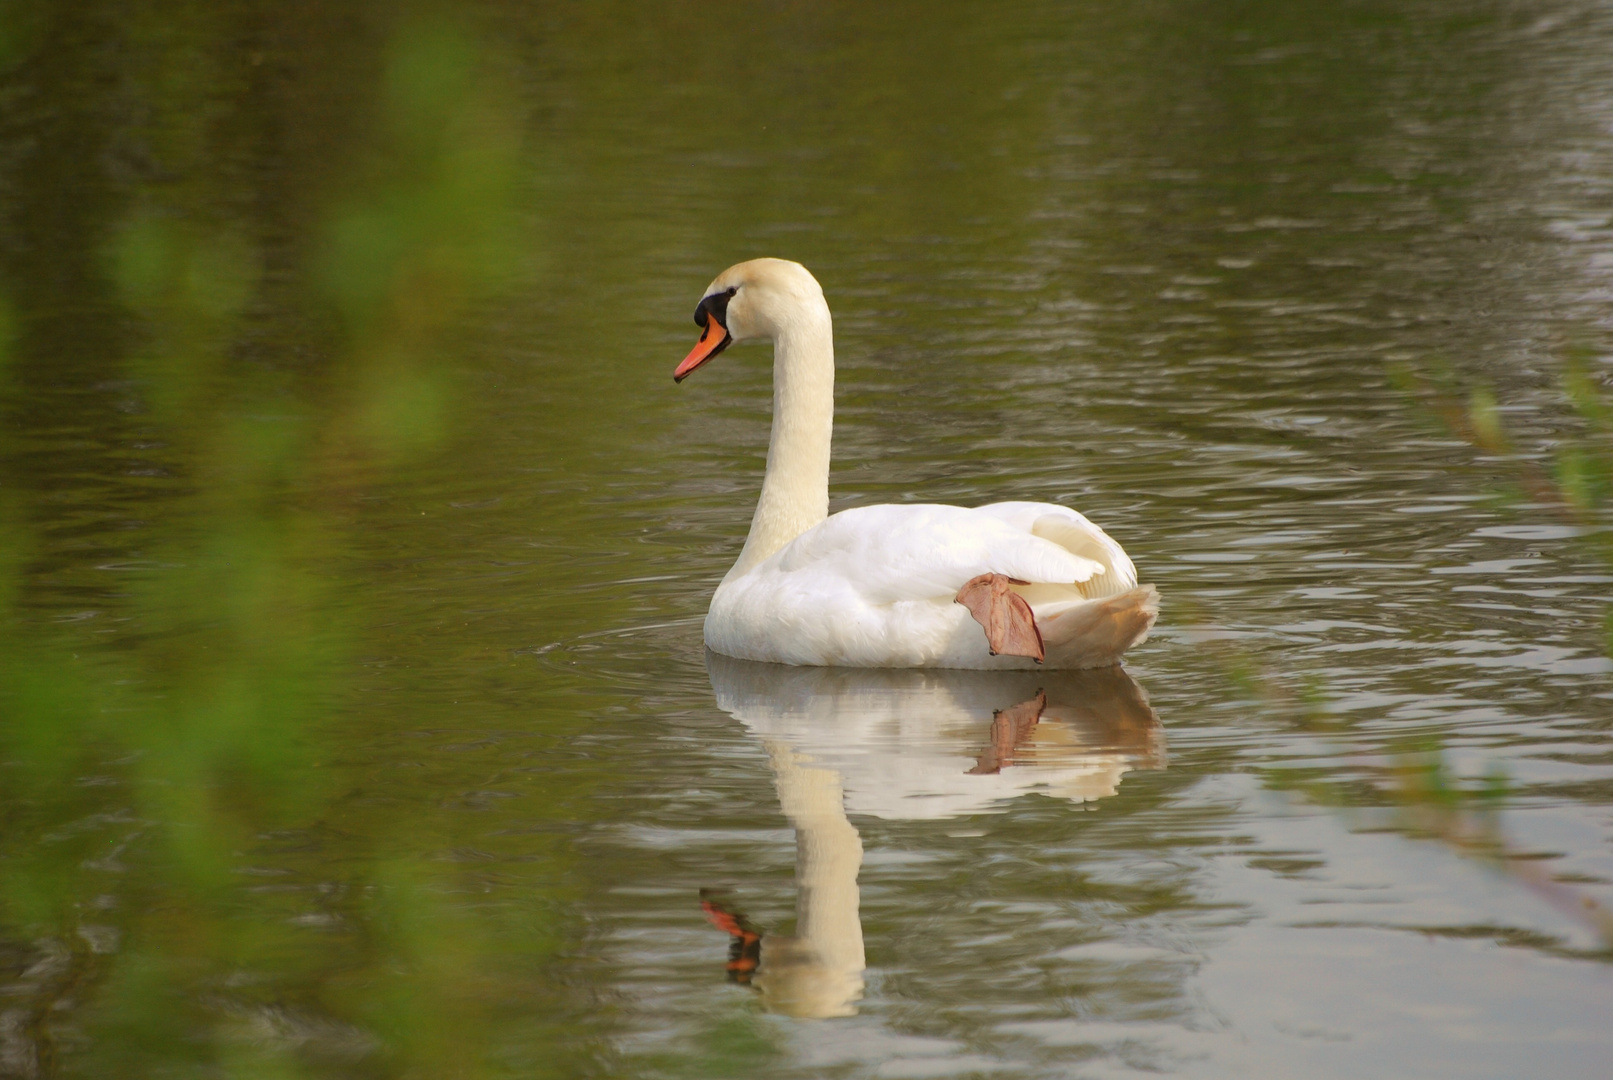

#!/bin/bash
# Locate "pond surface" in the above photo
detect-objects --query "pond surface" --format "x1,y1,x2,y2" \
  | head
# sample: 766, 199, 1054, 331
2, 1, 1612, 1077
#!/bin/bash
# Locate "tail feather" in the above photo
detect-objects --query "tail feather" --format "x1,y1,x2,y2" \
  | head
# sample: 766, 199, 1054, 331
1037, 585, 1158, 669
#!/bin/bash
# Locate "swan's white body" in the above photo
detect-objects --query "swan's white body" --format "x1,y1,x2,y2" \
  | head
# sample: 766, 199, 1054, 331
680, 258, 1157, 670
709, 501, 1151, 668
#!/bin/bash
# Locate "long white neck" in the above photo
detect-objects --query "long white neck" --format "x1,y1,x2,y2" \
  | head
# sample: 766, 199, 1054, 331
725, 303, 834, 580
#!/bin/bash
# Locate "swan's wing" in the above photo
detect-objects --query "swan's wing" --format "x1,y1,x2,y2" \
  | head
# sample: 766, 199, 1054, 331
772, 504, 1108, 605
973, 501, 1138, 597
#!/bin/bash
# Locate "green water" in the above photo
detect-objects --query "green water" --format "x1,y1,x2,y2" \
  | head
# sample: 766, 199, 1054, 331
3, 1, 1612, 1076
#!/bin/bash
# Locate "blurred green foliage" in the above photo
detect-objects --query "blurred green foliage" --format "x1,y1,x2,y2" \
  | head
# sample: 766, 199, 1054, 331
1393, 353, 1613, 647
0, 9, 590, 1077
1219, 356, 1613, 952
1207, 618, 1613, 951
1554, 357, 1613, 522
320, 17, 526, 462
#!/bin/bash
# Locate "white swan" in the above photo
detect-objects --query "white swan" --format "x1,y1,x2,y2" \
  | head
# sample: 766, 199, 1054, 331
675, 258, 1157, 669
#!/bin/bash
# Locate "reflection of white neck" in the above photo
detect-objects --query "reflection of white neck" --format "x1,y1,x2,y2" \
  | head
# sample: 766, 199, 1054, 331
760, 740, 864, 1018
726, 302, 835, 581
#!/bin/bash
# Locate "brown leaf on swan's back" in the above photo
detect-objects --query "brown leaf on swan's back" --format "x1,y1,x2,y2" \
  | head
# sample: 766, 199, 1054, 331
955, 573, 1045, 662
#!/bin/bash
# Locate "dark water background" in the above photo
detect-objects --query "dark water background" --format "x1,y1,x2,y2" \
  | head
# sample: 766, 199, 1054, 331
2, 1, 1612, 1076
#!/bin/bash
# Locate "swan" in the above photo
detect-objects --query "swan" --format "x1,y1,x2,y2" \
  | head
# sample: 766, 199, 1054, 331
674, 258, 1157, 669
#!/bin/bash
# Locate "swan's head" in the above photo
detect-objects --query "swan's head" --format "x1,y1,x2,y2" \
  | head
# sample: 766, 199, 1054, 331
674, 258, 825, 382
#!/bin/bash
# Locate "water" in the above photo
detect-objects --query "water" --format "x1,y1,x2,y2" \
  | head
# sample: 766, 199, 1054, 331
3, 1, 1612, 1076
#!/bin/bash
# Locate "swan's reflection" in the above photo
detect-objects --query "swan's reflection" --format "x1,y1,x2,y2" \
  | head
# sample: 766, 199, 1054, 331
701, 653, 1165, 1018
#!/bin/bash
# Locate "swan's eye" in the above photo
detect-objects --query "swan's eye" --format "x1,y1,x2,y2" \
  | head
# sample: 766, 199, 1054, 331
694, 286, 738, 330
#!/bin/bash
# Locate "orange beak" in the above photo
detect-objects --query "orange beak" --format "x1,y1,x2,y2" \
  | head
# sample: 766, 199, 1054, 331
673, 319, 731, 382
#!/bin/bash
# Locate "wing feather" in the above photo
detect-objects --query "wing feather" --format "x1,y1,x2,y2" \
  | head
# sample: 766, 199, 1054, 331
974, 502, 1138, 598
771, 504, 1108, 605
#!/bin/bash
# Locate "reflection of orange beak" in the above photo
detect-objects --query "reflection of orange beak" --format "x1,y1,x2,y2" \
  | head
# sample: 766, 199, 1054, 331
674, 319, 731, 382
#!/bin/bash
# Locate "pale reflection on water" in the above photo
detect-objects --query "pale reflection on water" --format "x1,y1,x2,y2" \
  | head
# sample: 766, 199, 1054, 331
703, 654, 1164, 1018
